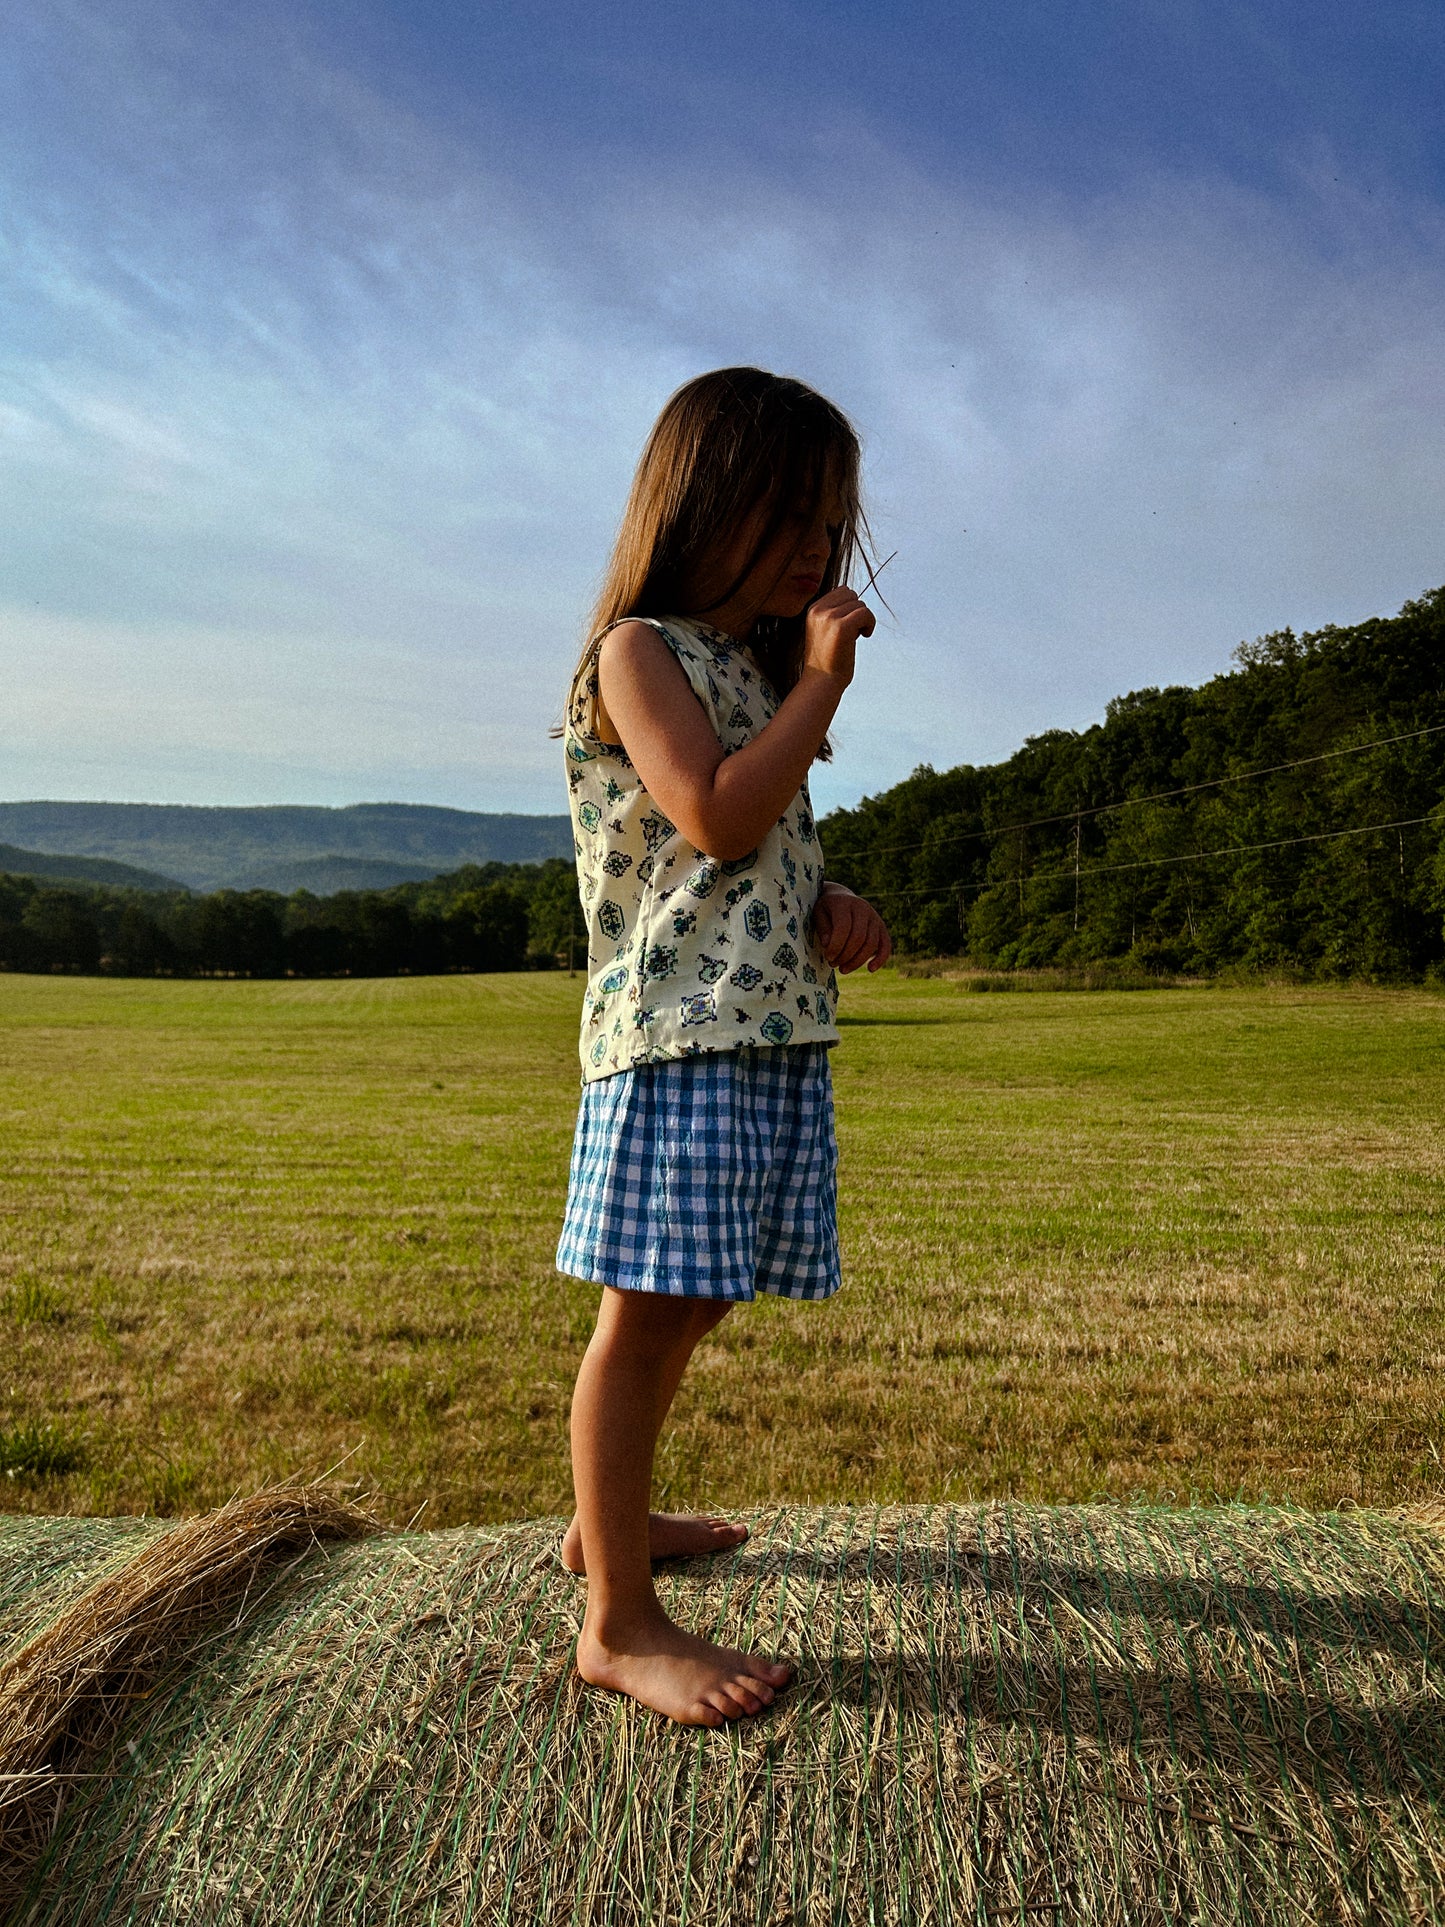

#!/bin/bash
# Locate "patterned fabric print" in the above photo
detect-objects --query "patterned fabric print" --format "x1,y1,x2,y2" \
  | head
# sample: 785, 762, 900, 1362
564, 615, 840, 1080
555, 1044, 840, 1300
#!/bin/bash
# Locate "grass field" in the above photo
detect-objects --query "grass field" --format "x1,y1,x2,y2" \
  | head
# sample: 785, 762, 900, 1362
2, 972, 1443, 1527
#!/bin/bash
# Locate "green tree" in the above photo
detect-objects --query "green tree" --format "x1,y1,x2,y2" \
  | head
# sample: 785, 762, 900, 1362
445, 883, 530, 971
21, 888, 100, 971
524, 858, 587, 967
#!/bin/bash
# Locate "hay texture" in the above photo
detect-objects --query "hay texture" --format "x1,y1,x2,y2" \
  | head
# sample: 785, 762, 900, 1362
2, 1498, 1444, 1925
0, 1489, 378, 1911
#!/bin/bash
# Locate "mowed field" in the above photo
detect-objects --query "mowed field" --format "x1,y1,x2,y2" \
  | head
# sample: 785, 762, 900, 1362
1, 972, 1442, 1528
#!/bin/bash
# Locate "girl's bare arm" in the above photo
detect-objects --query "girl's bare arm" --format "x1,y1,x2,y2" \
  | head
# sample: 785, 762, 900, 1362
596, 589, 874, 862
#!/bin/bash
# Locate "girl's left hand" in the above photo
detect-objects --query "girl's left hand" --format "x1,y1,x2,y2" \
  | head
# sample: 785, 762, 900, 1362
812, 885, 893, 974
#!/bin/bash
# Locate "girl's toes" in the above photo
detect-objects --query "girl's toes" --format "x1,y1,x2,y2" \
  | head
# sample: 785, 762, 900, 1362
717, 1680, 759, 1714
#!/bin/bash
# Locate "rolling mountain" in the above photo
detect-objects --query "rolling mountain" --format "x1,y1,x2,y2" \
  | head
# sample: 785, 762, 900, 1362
0, 802, 573, 894
0, 842, 187, 892
231, 856, 448, 894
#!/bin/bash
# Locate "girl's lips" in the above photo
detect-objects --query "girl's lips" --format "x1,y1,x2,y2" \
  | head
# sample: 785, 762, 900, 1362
791, 574, 822, 592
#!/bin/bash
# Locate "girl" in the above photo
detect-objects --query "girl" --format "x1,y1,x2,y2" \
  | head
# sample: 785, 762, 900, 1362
555, 367, 892, 1728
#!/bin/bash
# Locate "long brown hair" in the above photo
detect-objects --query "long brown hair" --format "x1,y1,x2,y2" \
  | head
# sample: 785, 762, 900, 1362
581, 368, 872, 756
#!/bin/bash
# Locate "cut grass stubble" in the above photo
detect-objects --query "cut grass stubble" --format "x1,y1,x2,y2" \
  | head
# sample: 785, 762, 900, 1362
2, 972, 1444, 1524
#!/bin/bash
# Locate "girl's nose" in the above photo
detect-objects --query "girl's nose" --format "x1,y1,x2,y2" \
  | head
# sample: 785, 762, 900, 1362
800, 515, 832, 565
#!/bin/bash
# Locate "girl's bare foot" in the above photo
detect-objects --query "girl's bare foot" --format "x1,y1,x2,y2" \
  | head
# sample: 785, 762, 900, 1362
576, 1610, 792, 1726
559, 1511, 747, 1575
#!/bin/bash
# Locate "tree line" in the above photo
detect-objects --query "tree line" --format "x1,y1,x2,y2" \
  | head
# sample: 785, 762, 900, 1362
0, 859, 585, 978
6, 587, 1442, 982
821, 587, 1445, 980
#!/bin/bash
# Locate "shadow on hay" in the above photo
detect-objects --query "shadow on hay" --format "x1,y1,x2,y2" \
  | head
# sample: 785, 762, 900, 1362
699, 1525, 1445, 1807
731, 1531, 1441, 1666
793, 1643, 1439, 1798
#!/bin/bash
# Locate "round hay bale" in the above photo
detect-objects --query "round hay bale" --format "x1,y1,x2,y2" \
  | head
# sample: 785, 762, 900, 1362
0, 1489, 378, 1912
3, 1497, 1445, 1925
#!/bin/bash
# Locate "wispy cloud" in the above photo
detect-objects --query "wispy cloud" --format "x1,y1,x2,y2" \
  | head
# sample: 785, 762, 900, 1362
2, 1, 1442, 811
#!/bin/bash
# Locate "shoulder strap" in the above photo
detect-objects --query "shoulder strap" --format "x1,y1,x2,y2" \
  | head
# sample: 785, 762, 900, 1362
569, 618, 722, 752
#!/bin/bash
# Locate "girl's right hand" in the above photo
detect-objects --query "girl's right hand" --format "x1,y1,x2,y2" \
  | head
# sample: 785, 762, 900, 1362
802, 586, 875, 685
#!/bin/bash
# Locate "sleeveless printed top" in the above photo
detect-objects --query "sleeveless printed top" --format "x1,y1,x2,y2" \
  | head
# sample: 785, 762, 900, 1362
564, 616, 840, 1082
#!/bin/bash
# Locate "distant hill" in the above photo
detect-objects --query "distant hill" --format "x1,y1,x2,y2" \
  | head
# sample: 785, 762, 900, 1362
0, 842, 186, 892
0, 803, 573, 894
233, 855, 445, 894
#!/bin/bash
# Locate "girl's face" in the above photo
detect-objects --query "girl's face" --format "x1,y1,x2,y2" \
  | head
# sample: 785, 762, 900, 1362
685, 491, 841, 635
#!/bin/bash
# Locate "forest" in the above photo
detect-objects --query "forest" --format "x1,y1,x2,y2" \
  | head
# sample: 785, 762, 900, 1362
824, 586, 1445, 980
2, 588, 1441, 981
0, 861, 585, 978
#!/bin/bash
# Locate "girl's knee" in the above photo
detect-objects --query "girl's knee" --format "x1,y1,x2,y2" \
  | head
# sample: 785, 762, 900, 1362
598, 1286, 712, 1348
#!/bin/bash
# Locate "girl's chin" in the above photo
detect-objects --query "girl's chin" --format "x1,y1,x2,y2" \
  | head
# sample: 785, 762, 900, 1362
759, 592, 817, 620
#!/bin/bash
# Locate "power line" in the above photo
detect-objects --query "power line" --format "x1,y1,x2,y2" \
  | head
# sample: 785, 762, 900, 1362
836, 720, 1445, 861
856, 812, 1436, 903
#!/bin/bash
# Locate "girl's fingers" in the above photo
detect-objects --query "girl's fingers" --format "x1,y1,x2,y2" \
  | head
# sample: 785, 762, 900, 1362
836, 914, 879, 973
815, 894, 892, 974
812, 586, 865, 613
831, 603, 874, 639
829, 906, 858, 962
815, 896, 853, 957
846, 911, 891, 974
807, 593, 874, 641
824, 901, 862, 966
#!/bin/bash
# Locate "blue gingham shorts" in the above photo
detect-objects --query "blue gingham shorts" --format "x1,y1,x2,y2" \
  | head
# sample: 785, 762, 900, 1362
555, 1043, 840, 1301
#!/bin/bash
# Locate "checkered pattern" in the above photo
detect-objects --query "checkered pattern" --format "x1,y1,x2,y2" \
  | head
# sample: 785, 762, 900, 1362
555, 1044, 840, 1301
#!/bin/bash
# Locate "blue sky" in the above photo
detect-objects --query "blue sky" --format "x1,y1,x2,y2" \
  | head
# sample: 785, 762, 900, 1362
3, 0, 1442, 816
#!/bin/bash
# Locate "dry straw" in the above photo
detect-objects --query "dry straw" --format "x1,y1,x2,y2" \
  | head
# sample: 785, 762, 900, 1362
0, 1486, 378, 1912
2, 1492, 1445, 1924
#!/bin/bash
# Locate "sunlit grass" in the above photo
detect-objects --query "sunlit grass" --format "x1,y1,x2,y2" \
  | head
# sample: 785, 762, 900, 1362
2, 971, 1442, 1524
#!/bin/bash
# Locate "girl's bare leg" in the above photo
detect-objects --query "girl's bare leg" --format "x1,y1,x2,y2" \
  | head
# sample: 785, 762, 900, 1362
569, 1287, 792, 1726
559, 1297, 748, 1574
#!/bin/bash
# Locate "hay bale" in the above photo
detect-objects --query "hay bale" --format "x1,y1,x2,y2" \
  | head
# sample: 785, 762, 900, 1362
3, 1497, 1445, 1924
0, 1488, 378, 1911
